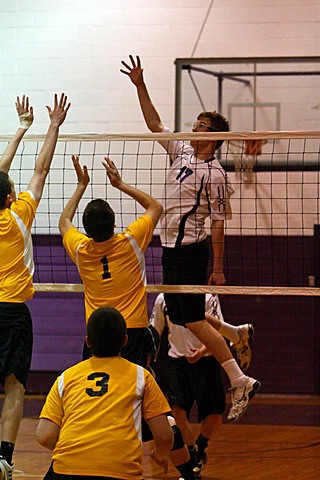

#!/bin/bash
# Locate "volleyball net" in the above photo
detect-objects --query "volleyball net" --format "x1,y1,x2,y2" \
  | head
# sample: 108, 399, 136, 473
1, 130, 320, 296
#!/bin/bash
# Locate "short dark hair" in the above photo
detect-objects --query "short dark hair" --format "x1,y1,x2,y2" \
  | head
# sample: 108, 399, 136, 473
87, 306, 127, 357
0, 171, 12, 210
82, 199, 115, 242
198, 111, 229, 149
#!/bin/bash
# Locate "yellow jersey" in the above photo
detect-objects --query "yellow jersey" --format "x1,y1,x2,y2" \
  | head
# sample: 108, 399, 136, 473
40, 356, 171, 479
62, 215, 154, 327
0, 191, 38, 302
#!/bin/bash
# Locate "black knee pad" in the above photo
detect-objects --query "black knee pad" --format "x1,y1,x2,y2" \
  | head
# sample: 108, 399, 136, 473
171, 425, 185, 451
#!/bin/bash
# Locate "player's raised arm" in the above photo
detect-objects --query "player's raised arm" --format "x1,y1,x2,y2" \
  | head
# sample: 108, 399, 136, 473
0, 95, 34, 173
28, 93, 70, 202
59, 155, 90, 237
103, 156, 163, 226
121, 55, 163, 133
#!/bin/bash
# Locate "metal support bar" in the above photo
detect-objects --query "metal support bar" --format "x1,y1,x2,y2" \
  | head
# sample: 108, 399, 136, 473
182, 65, 251, 85
174, 56, 320, 132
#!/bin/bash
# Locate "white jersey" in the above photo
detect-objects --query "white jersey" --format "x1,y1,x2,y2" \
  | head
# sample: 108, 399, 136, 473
150, 293, 224, 358
158, 127, 234, 247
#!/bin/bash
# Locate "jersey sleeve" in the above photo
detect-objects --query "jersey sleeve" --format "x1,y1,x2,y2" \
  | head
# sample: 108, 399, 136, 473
62, 227, 88, 264
125, 215, 155, 252
142, 370, 171, 421
11, 191, 38, 229
39, 376, 64, 427
157, 127, 194, 165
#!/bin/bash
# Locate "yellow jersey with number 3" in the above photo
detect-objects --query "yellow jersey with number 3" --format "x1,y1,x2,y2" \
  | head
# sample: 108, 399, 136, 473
40, 356, 170, 479
62, 215, 154, 327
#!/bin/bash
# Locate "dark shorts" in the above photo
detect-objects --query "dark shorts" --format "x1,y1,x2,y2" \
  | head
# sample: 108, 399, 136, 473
166, 355, 226, 422
162, 240, 210, 326
44, 463, 125, 480
0, 302, 33, 388
122, 326, 159, 368
83, 326, 159, 369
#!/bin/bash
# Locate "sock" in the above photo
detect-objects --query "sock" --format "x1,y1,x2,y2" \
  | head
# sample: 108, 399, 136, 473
221, 358, 245, 387
196, 433, 209, 456
176, 459, 194, 480
0, 441, 14, 464
217, 321, 240, 344
187, 444, 198, 467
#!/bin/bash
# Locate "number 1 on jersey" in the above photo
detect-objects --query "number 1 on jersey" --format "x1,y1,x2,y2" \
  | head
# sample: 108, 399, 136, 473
176, 166, 193, 183
100, 256, 111, 279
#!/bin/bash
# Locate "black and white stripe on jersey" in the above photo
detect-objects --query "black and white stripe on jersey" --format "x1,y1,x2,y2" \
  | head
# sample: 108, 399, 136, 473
175, 175, 206, 247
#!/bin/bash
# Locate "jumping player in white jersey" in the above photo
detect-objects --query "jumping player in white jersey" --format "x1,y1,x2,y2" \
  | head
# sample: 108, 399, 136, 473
121, 55, 261, 424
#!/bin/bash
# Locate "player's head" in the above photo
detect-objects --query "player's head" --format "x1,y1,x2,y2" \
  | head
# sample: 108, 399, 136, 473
0, 171, 16, 209
193, 111, 229, 150
86, 306, 127, 357
82, 199, 115, 242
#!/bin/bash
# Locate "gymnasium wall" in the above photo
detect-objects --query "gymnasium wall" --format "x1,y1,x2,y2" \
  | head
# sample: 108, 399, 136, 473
1, 1, 319, 396
0, 0, 319, 134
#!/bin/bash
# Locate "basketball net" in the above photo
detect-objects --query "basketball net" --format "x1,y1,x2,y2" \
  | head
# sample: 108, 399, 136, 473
230, 139, 266, 187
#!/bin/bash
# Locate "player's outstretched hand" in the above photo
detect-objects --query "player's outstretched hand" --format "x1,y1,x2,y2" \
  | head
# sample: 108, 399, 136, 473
46, 93, 71, 127
120, 55, 144, 86
102, 156, 123, 189
71, 155, 90, 188
16, 95, 34, 130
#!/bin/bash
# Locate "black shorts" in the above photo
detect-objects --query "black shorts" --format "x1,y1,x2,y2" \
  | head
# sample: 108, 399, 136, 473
166, 355, 226, 422
162, 240, 210, 326
83, 326, 159, 369
122, 326, 159, 368
44, 463, 125, 480
0, 302, 33, 388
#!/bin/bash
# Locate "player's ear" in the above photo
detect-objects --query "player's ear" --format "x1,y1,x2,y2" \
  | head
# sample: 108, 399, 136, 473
85, 336, 90, 347
123, 334, 128, 347
5, 194, 13, 207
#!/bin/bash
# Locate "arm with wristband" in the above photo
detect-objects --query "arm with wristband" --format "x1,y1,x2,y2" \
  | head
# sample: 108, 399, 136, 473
0, 95, 34, 173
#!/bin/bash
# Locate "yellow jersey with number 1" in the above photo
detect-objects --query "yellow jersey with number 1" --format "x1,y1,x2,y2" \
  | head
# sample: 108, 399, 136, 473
62, 214, 154, 327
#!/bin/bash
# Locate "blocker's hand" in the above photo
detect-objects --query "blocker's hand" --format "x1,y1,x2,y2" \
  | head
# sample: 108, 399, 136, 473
16, 94, 34, 130
71, 155, 90, 188
102, 156, 123, 189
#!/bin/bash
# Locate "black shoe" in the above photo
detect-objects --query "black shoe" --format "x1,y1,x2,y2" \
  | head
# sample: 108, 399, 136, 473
193, 449, 207, 478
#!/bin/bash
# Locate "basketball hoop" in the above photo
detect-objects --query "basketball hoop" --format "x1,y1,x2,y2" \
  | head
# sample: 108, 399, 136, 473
230, 139, 266, 186
245, 139, 266, 156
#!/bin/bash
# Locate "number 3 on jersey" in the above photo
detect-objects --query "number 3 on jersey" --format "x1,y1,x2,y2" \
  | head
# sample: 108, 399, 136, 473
86, 372, 110, 397
100, 256, 111, 279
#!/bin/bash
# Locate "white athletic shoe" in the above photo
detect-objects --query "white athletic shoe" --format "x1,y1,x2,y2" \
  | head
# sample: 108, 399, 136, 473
232, 323, 254, 371
0, 456, 13, 480
227, 376, 261, 423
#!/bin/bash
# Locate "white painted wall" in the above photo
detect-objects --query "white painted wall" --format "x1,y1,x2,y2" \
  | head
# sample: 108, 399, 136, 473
1, 0, 319, 236
1, 0, 319, 134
